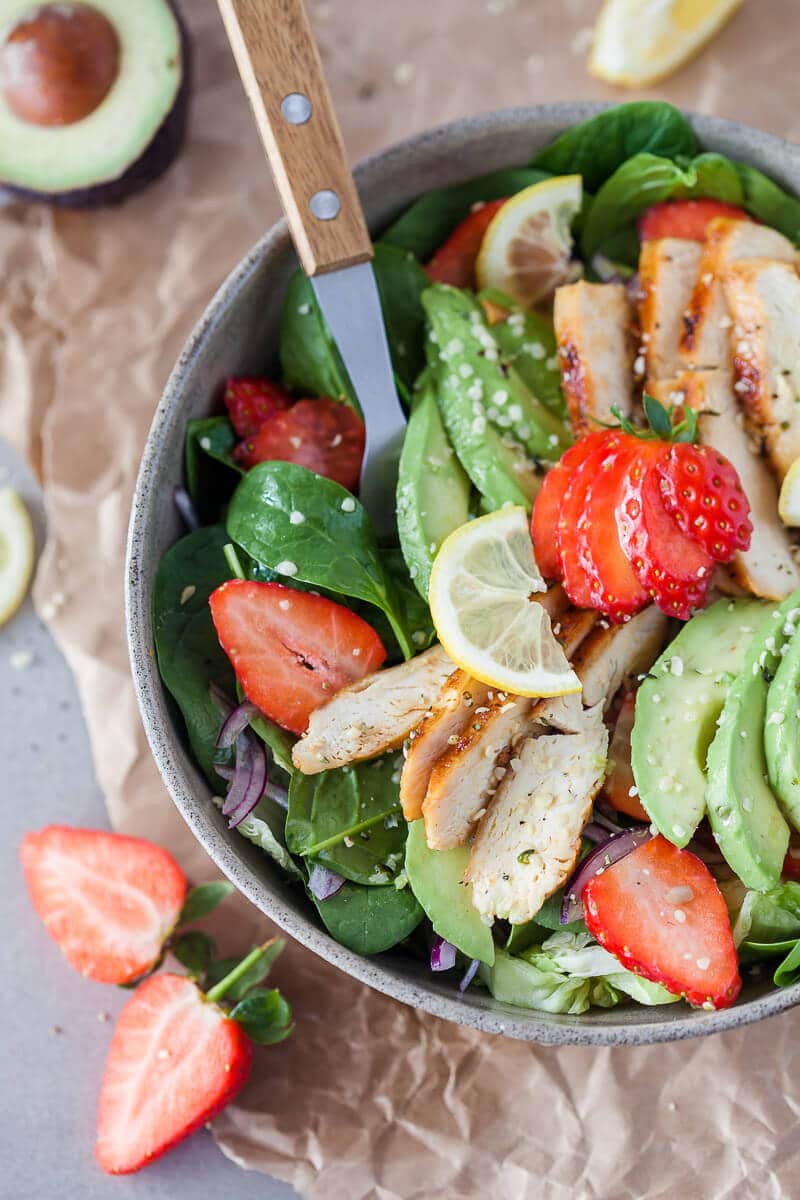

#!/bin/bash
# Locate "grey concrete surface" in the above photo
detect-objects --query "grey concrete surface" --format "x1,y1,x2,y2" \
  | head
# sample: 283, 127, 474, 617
0, 440, 297, 1200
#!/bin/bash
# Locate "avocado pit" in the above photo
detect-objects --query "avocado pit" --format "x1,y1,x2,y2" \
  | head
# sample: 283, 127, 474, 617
1, 2, 120, 127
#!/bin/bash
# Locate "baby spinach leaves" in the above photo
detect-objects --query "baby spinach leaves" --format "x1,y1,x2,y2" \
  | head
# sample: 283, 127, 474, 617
532, 101, 697, 191
734, 161, 800, 245
184, 417, 242, 522
312, 879, 423, 956
381, 167, 550, 261
226, 461, 415, 658
152, 524, 234, 785
286, 753, 406, 885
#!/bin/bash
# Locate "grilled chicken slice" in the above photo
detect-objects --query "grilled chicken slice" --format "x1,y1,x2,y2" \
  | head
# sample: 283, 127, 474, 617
571, 605, 669, 710
421, 609, 596, 850
649, 371, 800, 599
680, 218, 797, 369
291, 644, 453, 774
554, 281, 635, 435
465, 704, 608, 925
723, 258, 800, 481
639, 238, 703, 379
399, 671, 491, 821
399, 586, 570, 820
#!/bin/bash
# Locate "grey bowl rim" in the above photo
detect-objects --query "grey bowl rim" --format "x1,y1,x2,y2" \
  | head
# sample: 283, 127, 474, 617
126, 100, 800, 1046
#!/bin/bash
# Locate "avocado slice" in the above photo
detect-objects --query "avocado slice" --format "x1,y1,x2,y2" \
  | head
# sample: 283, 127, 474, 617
422, 285, 571, 512
765, 604, 800, 830
0, 0, 188, 206
632, 598, 768, 848
396, 373, 471, 600
480, 292, 567, 419
706, 595, 800, 891
405, 819, 494, 964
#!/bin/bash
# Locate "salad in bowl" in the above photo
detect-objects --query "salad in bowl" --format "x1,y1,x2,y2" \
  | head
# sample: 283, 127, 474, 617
151, 101, 800, 1024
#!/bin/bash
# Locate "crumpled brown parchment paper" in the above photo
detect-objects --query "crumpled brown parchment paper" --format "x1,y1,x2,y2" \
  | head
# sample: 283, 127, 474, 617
5, 1, 800, 1196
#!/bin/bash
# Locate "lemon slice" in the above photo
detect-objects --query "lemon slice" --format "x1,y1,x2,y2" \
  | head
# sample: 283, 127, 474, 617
428, 506, 580, 697
779, 458, 800, 526
475, 176, 582, 309
0, 487, 34, 626
588, 0, 744, 87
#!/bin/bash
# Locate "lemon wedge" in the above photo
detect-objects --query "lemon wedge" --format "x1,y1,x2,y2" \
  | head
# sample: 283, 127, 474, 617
428, 506, 581, 697
0, 487, 35, 627
475, 175, 582, 309
588, 0, 744, 87
779, 458, 800, 527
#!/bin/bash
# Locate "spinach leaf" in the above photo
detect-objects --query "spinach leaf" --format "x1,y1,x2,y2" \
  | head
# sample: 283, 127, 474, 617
279, 244, 429, 406
249, 711, 295, 777
381, 167, 550, 261
774, 940, 800, 987
152, 525, 234, 785
287, 753, 406, 885
381, 548, 435, 652
581, 152, 744, 261
279, 270, 358, 410
184, 417, 243, 523
226, 460, 414, 658
532, 101, 697, 191
734, 161, 800, 245
312, 879, 423, 955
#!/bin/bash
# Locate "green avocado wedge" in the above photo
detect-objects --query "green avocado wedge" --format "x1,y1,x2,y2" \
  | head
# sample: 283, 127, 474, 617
405, 820, 495, 964
632, 598, 768, 847
765, 603, 800, 831
396, 373, 471, 600
706, 594, 800, 891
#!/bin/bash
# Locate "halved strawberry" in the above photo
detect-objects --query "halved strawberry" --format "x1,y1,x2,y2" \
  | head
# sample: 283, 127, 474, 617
578, 436, 649, 623
235, 396, 365, 491
532, 430, 610, 580
601, 691, 649, 821
557, 442, 610, 610
20, 827, 186, 984
223, 377, 293, 440
210, 579, 386, 736
96, 973, 253, 1174
655, 441, 752, 562
583, 835, 741, 1009
426, 199, 506, 288
617, 443, 713, 619
639, 199, 751, 243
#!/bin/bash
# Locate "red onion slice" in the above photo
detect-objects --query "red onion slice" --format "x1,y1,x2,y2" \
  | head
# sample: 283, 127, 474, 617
430, 936, 458, 972
216, 700, 260, 749
560, 826, 652, 925
174, 485, 200, 531
459, 958, 481, 993
222, 730, 268, 828
308, 865, 346, 901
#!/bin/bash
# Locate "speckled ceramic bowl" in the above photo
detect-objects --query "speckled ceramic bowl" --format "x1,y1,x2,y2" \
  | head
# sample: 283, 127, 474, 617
127, 102, 800, 1045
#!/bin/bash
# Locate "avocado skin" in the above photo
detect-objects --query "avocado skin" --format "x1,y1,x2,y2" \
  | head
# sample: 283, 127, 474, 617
706, 594, 800, 891
764, 603, 800, 832
632, 598, 768, 848
4, 0, 190, 209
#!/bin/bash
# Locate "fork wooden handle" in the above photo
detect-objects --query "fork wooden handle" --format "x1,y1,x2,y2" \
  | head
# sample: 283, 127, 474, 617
217, 0, 373, 276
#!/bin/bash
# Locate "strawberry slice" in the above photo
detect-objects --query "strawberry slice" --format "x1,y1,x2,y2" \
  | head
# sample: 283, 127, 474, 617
531, 431, 609, 580
20, 826, 186, 984
557, 440, 615, 610
426, 199, 506, 288
583, 835, 741, 1009
578, 436, 649, 622
655, 441, 752, 562
223, 377, 293, 440
96, 973, 253, 1174
639, 199, 750, 243
617, 443, 713, 619
235, 396, 365, 491
601, 691, 649, 821
210, 579, 386, 736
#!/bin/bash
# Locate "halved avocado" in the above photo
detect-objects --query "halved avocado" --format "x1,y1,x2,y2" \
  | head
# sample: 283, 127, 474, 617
0, 0, 189, 206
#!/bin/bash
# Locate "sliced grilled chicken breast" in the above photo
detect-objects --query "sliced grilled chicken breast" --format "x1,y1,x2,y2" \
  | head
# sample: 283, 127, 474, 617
639, 238, 703, 378
554, 281, 635, 435
724, 258, 800, 481
291, 644, 453, 774
465, 705, 608, 924
571, 605, 669, 710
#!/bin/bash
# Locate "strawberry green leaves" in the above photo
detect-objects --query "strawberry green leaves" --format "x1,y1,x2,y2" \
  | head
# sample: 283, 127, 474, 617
177, 880, 235, 926
230, 988, 294, 1045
